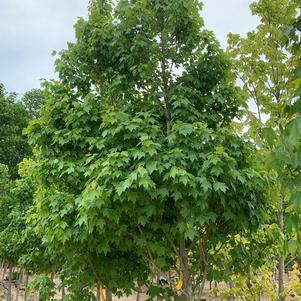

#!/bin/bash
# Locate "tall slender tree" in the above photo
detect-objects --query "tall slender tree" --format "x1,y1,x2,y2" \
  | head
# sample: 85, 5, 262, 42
227, 0, 298, 299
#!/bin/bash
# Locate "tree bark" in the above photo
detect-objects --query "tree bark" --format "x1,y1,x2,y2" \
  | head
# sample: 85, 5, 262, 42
19, 268, 23, 284
214, 281, 218, 298
2, 262, 7, 281
15, 279, 19, 301
105, 287, 112, 301
198, 263, 208, 299
278, 256, 285, 301
156, 273, 162, 301
179, 237, 192, 301
61, 286, 65, 300
24, 274, 29, 301
96, 285, 101, 301
7, 265, 12, 301
50, 271, 55, 282
136, 290, 141, 301
277, 199, 285, 301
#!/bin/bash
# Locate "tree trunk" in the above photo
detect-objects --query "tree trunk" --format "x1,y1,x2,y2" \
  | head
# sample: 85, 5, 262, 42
96, 285, 101, 301
136, 290, 141, 301
24, 274, 29, 301
214, 281, 218, 297
277, 199, 285, 301
7, 265, 12, 301
105, 287, 112, 301
278, 256, 285, 301
15, 279, 19, 301
198, 264, 209, 299
179, 237, 193, 301
61, 286, 65, 300
2, 263, 7, 281
51, 271, 55, 282
19, 269, 23, 284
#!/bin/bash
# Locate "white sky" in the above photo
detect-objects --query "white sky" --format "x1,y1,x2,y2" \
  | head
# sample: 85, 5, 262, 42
0, 0, 259, 95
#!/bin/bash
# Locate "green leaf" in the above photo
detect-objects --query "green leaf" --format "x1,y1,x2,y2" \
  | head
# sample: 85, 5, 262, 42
138, 216, 148, 226
286, 117, 301, 147
185, 227, 197, 241
213, 182, 228, 193
146, 161, 157, 174
198, 177, 212, 192
262, 127, 277, 148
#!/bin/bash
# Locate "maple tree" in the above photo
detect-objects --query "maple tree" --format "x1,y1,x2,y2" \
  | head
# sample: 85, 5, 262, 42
26, 1, 269, 300
227, 0, 299, 299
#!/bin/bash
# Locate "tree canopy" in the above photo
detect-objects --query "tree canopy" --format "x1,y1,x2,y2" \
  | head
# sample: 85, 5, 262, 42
1, 1, 301, 301
0, 84, 31, 178
27, 1, 269, 300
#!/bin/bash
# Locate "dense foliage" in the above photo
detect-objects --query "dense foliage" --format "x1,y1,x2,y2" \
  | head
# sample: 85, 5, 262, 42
25, 1, 270, 300
0, 84, 31, 178
0, 1, 300, 301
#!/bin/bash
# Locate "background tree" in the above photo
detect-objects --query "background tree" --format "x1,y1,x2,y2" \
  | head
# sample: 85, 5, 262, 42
227, 0, 298, 299
270, 0, 301, 244
0, 164, 12, 233
22, 89, 45, 119
0, 83, 31, 178
0, 83, 45, 299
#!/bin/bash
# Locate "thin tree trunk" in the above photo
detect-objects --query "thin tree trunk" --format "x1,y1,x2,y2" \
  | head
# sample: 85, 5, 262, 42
278, 256, 285, 301
179, 236, 192, 301
277, 199, 285, 301
51, 271, 55, 282
168, 271, 173, 290
105, 287, 112, 301
15, 278, 19, 301
136, 290, 141, 301
2, 263, 7, 280
7, 265, 12, 301
197, 236, 209, 300
19, 269, 23, 284
96, 285, 101, 301
214, 281, 218, 297
156, 274, 162, 301
61, 286, 65, 300
24, 274, 29, 301
198, 264, 209, 299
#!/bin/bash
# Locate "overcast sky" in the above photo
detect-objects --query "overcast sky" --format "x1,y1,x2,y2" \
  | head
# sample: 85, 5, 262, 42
0, 0, 259, 95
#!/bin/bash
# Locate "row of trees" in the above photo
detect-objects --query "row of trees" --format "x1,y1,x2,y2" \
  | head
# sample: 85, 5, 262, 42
0, 84, 45, 300
0, 0, 300, 300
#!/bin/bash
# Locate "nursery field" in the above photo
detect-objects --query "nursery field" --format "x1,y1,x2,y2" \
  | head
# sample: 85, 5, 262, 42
0, 272, 296, 301
0, 275, 238, 301
0, 0, 300, 300
0, 264, 298, 301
